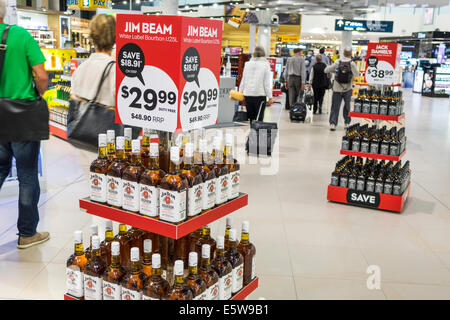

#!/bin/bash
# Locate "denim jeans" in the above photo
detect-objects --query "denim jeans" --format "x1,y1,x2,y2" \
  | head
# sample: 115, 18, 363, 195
329, 90, 352, 125
0, 141, 41, 237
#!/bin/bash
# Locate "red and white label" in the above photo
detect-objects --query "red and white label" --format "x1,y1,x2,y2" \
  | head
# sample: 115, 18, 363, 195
121, 288, 142, 300
215, 175, 229, 205
90, 173, 107, 203
107, 176, 122, 207
202, 179, 216, 210
219, 273, 232, 300
159, 189, 186, 223
84, 274, 103, 300
187, 183, 203, 217
365, 43, 402, 86
232, 263, 244, 294
229, 171, 240, 199
103, 281, 121, 300
66, 267, 83, 298
208, 282, 219, 300
122, 180, 139, 212
140, 184, 159, 217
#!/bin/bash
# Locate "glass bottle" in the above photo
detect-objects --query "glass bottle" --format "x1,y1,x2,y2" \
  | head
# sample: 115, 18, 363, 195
158, 131, 170, 174
174, 235, 190, 268
89, 134, 108, 203
142, 253, 170, 300
122, 139, 145, 212
100, 220, 114, 266
224, 134, 240, 200
188, 228, 203, 253
185, 252, 207, 300
195, 139, 216, 211
199, 244, 220, 300
195, 224, 216, 265
102, 241, 126, 300
141, 239, 153, 278
237, 221, 256, 286
224, 216, 236, 251
121, 247, 146, 300
107, 136, 129, 207
85, 224, 98, 261
84, 235, 107, 300
140, 128, 151, 169
128, 227, 145, 257
124, 127, 132, 162
165, 260, 193, 300
212, 137, 229, 205
66, 231, 88, 299
225, 229, 244, 294
211, 236, 233, 300
106, 130, 116, 165
182, 142, 203, 218
114, 224, 131, 269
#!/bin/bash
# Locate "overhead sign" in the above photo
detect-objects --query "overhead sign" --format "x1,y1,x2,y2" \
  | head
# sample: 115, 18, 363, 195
365, 43, 402, 86
67, 0, 111, 11
276, 35, 299, 43
115, 14, 223, 133
335, 19, 393, 33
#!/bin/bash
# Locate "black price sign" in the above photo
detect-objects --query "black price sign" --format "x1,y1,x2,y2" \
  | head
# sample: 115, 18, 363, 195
346, 190, 380, 208
118, 43, 145, 85
182, 47, 201, 87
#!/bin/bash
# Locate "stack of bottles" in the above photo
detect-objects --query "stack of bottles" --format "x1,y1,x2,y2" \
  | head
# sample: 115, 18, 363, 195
55, 80, 71, 102
89, 128, 240, 224
342, 124, 406, 157
330, 156, 411, 196
66, 217, 256, 300
354, 88, 404, 116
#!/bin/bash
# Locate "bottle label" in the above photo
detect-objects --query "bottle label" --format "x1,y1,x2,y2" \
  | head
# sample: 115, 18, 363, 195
218, 273, 232, 300
187, 183, 203, 217
362, 102, 370, 114
142, 294, 159, 300
84, 274, 103, 300
121, 288, 142, 300
140, 185, 159, 217
208, 282, 219, 300
330, 174, 339, 186
348, 177, 357, 190
375, 181, 384, 193
230, 171, 240, 199
203, 179, 216, 210
379, 104, 388, 115
339, 176, 348, 188
90, 173, 107, 203
366, 180, 375, 193
370, 142, 379, 154
354, 100, 362, 112
351, 141, 360, 152
103, 281, 121, 300
194, 292, 207, 300
393, 184, 402, 195
251, 255, 256, 280
232, 263, 244, 293
356, 178, 365, 191
159, 189, 186, 223
384, 182, 393, 195
360, 141, 370, 153
342, 139, 349, 150
107, 176, 122, 207
380, 143, 389, 155
389, 144, 399, 156
215, 175, 229, 205
66, 267, 83, 298
122, 180, 139, 212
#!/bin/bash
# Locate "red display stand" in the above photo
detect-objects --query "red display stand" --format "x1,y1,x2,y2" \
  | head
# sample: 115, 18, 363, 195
340, 149, 406, 162
349, 112, 405, 122
49, 121, 68, 140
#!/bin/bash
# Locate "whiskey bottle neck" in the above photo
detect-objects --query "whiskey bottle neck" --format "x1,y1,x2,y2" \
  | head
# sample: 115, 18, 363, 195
200, 257, 210, 269
107, 143, 116, 158
152, 267, 162, 278
142, 136, 150, 148
74, 243, 84, 256
125, 139, 132, 154
174, 274, 184, 287
224, 145, 233, 164
184, 155, 193, 168
116, 149, 126, 161
168, 160, 180, 174
188, 265, 198, 278
240, 232, 250, 245
130, 260, 141, 274
98, 146, 107, 159
111, 254, 121, 267
149, 156, 160, 170
130, 153, 140, 166
105, 230, 114, 242
202, 228, 211, 240
118, 225, 127, 235
143, 252, 152, 266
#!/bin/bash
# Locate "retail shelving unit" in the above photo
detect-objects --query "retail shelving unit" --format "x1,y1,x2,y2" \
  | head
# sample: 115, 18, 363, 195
339, 149, 406, 162
49, 120, 68, 140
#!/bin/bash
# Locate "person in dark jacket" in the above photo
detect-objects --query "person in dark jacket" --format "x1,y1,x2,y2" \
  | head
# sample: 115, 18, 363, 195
308, 55, 328, 114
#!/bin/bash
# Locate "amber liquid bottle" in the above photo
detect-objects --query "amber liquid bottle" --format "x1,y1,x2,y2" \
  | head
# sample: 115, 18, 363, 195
237, 221, 256, 286
174, 235, 190, 268
195, 224, 216, 265
121, 247, 146, 300
158, 131, 170, 174
139, 142, 166, 218
66, 231, 88, 298
199, 244, 220, 300
100, 220, 114, 266
84, 235, 107, 300
128, 227, 145, 257
182, 142, 203, 218
195, 139, 216, 211
89, 134, 108, 203
212, 137, 229, 205
124, 127, 132, 162
224, 216, 235, 251
141, 239, 153, 278
188, 228, 202, 253
165, 260, 193, 300
102, 241, 126, 300
224, 133, 240, 200
114, 224, 131, 269
142, 253, 170, 300
106, 130, 116, 165
84, 224, 98, 261
122, 139, 145, 212
107, 136, 129, 208
140, 128, 151, 169
211, 235, 232, 300
185, 252, 207, 300
225, 229, 244, 294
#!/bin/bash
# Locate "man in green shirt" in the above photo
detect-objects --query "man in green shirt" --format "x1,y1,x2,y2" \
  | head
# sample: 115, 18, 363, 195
0, 1, 50, 249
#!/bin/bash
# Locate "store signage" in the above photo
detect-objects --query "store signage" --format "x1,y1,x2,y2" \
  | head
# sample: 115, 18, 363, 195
67, 0, 111, 10
276, 35, 299, 43
335, 19, 393, 33
115, 14, 223, 133
346, 190, 380, 208
365, 43, 402, 86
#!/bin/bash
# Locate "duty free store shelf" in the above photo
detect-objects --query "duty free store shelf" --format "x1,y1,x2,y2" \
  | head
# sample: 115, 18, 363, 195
79, 193, 248, 240
49, 120, 67, 140
349, 112, 405, 122
340, 149, 406, 162
63, 276, 259, 300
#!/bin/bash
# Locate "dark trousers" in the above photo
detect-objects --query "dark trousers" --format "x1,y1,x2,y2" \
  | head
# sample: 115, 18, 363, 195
288, 75, 302, 107
244, 96, 266, 123
329, 90, 352, 125
0, 141, 41, 237
313, 87, 326, 113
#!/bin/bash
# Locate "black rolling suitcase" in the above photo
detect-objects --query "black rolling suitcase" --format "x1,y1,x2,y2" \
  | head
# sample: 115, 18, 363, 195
246, 101, 278, 157
289, 91, 307, 121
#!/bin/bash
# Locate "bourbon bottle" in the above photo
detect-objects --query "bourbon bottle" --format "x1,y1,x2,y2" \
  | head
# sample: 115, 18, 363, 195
89, 134, 108, 203
102, 241, 126, 300
142, 253, 169, 300
114, 224, 131, 269
195, 139, 216, 211
199, 244, 220, 300
224, 216, 235, 251
100, 220, 114, 266
141, 239, 153, 278
224, 134, 240, 199
85, 224, 98, 261
165, 260, 193, 300
185, 252, 207, 300
66, 231, 88, 298
106, 130, 116, 165
124, 127, 132, 162
122, 139, 145, 212
211, 235, 232, 300
121, 247, 146, 300
182, 142, 203, 218
84, 235, 107, 300
225, 229, 244, 294
188, 228, 202, 253
107, 136, 128, 207
140, 128, 151, 169
212, 137, 229, 205
174, 235, 190, 267
128, 227, 145, 257
195, 224, 216, 265
237, 221, 256, 286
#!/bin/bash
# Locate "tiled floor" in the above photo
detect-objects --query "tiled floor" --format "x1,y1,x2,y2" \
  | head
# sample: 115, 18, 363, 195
0, 89, 449, 300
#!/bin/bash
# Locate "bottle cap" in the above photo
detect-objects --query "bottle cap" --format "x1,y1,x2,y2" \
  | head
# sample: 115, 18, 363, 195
150, 143, 159, 157
143, 239, 152, 253
132, 139, 140, 153
225, 133, 233, 146
130, 247, 139, 262
199, 139, 207, 153
170, 146, 180, 163
213, 137, 222, 150
116, 136, 125, 150
216, 235, 224, 249
98, 134, 107, 147
105, 220, 113, 230
189, 252, 198, 267
152, 253, 161, 269
92, 235, 100, 249
242, 221, 250, 233
174, 260, 184, 275
74, 230, 82, 244
107, 130, 115, 142
143, 128, 152, 136
111, 241, 120, 256
202, 244, 210, 259
124, 128, 132, 140
184, 143, 194, 157
226, 216, 233, 228
90, 224, 98, 236
229, 229, 237, 242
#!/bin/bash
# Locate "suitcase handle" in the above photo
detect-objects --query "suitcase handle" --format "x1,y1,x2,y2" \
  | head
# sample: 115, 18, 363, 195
256, 100, 265, 122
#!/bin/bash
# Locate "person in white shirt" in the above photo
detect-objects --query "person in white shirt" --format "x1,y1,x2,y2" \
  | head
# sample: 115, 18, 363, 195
239, 46, 274, 123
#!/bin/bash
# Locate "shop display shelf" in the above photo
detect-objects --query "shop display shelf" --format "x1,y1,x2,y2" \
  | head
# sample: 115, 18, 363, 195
349, 112, 405, 122
49, 120, 68, 140
79, 193, 248, 240
327, 184, 410, 213
60, 75, 72, 81
340, 149, 406, 162
63, 276, 258, 300
54, 99, 70, 106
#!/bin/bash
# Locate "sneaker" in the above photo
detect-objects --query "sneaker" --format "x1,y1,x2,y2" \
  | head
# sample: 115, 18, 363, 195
330, 124, 336, 131
17, 232, 50, 249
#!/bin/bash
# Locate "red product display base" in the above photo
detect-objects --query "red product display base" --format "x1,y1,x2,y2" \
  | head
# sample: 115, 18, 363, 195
340, 149, 406, 162
349, 112, 405, 122
49, 121, 68, 140
79, 193, 248, 240
327, 184, 410, 213
63, 276, 258, 300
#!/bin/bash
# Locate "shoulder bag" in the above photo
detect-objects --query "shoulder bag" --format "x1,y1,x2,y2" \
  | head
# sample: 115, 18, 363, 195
0, 25, 49, 142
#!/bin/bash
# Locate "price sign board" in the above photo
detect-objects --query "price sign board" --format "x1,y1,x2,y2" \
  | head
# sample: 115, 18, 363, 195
365, 43, 402, 86
115, 14, 222, 133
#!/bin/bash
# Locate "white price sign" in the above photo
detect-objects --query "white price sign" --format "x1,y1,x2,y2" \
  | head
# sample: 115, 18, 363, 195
365, 60, 396, 85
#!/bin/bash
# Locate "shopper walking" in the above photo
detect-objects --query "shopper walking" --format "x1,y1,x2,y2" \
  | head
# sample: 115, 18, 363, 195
71, 14, 116, 107
0, 1, 50, 249
285, 48, 306, 108
325, 47, 359, 131
238, 46, 274, 123
308, 55, 328, 114
304, 50, 315, 82
318, 47, 330, 66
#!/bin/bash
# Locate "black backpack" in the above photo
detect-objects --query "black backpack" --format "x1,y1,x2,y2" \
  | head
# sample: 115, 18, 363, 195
336, 60, 352, 84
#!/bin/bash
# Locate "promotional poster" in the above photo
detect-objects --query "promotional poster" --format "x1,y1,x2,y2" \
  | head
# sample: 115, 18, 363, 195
365, 42, 402, 86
